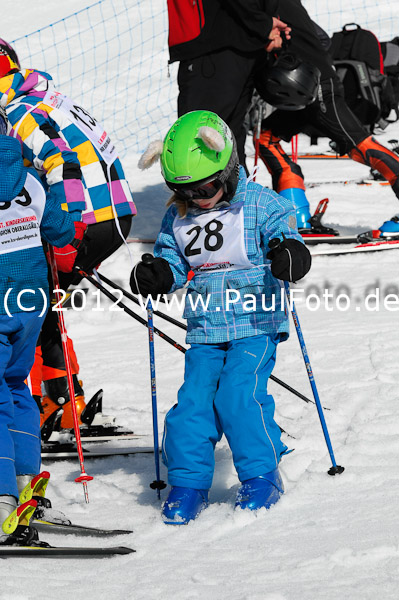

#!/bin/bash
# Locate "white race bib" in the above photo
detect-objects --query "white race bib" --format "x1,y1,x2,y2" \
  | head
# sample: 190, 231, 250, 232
0, 173, 45, 255
42, 90, 117, 165
173, 204, 253, 272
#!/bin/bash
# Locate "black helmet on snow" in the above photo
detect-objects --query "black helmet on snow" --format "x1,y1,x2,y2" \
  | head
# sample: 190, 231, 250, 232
255, 52, 321, 111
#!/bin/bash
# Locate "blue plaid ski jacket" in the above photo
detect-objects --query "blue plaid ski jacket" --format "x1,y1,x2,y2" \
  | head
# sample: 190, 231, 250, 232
154, 167, 304, 344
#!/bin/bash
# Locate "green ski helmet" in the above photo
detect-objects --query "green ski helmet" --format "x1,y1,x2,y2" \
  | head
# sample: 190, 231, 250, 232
161, 110, 240, 202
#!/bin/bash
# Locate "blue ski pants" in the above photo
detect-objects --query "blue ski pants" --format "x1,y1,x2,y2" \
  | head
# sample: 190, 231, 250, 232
162, 334, 287, 489
0, 311, 44, 499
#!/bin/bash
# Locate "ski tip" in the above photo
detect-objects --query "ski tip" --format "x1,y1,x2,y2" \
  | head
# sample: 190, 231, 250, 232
34, 521, 133, 536
0, 545, 136, 557
111, 529, 133, 535
115, 546, 136, 555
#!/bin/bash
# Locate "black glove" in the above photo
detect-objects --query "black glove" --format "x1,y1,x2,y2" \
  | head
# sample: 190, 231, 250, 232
267, 237, 311, 282
130, 254, 174, 297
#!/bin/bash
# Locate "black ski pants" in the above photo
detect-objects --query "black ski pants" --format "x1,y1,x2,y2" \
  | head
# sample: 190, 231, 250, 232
262, 75, 369, 154
177, 47, 264, 166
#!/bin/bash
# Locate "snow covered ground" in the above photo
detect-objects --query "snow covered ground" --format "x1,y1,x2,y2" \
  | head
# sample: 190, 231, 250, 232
3, 1, 399, 599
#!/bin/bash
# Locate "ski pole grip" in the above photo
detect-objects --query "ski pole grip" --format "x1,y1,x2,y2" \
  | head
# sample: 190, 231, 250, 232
268, 238, 281, 251
142, 253, 155, 265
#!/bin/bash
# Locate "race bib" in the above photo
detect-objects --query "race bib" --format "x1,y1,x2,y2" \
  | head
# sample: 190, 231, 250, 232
42, 90, 117, 165
0, 173, 45, 255
173, 204, 253, 272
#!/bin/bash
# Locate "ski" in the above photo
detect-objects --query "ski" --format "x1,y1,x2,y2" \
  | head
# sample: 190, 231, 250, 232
303, 233, 359, 245
45, 427, 140, 445
0, 545, 134, 557
34, 520, 132, 537
79, 428, 140, 443
291, 152, 350, 159
297, 198, 359, 245
299, 199, 397, 246
0, 500, 135, 557
41, 441, 154, 459
311, 239, 399, 256
308, 178, 390, 188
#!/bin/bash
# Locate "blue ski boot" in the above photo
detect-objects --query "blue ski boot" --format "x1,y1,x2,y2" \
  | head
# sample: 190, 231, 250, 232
358, 216, 399, 242
279, 188, 312, 231
162, 487, 209, 525
378, 216, 399, 238
235, 468, 284, 511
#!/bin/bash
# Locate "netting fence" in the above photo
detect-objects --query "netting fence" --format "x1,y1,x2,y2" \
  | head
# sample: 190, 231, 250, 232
11, 0, 399, 157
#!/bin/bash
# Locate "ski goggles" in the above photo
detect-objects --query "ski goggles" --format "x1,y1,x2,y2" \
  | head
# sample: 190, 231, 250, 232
166, 177, 223, 201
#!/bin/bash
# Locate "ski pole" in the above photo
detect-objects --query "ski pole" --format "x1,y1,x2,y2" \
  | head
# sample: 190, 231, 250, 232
282, 279, 344, 476
97, 272, 186, 331
76, 267, 187, 353
48, 247, 93, 502
291, 135, 299, 163
253, 99, 263, 181
141, 255, 166, 498
91, 271, 320, 408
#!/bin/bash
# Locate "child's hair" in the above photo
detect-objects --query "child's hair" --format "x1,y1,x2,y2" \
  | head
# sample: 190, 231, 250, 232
166, 194, 189, 218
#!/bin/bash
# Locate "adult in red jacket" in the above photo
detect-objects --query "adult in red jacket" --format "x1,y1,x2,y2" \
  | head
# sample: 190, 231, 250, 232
167, 0, 290, 166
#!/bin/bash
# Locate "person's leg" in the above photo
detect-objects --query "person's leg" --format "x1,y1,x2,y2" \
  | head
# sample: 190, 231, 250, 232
350, 137, 399, 197
38, 216, 133, 425
213, 334, 286, 511
177, 49, 259, 166
310, 76, 399, 235
162, 343, 225, 490
214, 334, 286, 483
6, 312, 43, 480
0, 323, 18, 500
161, 343, 226, 523
0, 312, 43, 507
350, 137, 399, 237
258, 130, 306, 193
257, 128, 311, 229
349, 136, 399, 237
309, 76, 369, 152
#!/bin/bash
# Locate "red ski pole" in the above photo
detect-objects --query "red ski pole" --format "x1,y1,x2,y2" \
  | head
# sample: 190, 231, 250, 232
291, 135, 298, 163
47, 245, 93, 503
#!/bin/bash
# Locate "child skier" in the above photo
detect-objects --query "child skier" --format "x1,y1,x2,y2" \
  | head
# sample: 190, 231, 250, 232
131, 110, 311, 524
0, 38, 137, 432
0, 130, 74, 544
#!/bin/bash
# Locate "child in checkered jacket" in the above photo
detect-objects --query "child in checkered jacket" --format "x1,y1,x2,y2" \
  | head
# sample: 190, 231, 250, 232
0, 38, 136, 430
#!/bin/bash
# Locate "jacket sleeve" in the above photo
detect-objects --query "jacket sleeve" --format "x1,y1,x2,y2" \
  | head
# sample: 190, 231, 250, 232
153, 206, 190, 292
7, 103, 86, 217
257, 187, 305, 250
222, 0, 275, 43
33, 168, 76, 248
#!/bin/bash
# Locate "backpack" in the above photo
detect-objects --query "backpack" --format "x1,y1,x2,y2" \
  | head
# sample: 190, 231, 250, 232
329, 23, 397, 130
380, 37, 399, 122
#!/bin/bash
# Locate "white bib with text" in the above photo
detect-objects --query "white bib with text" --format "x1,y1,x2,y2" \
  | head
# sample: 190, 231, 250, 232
173, 204, 253, 272
0, 173, 46, 255
42, 89, 117, 165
